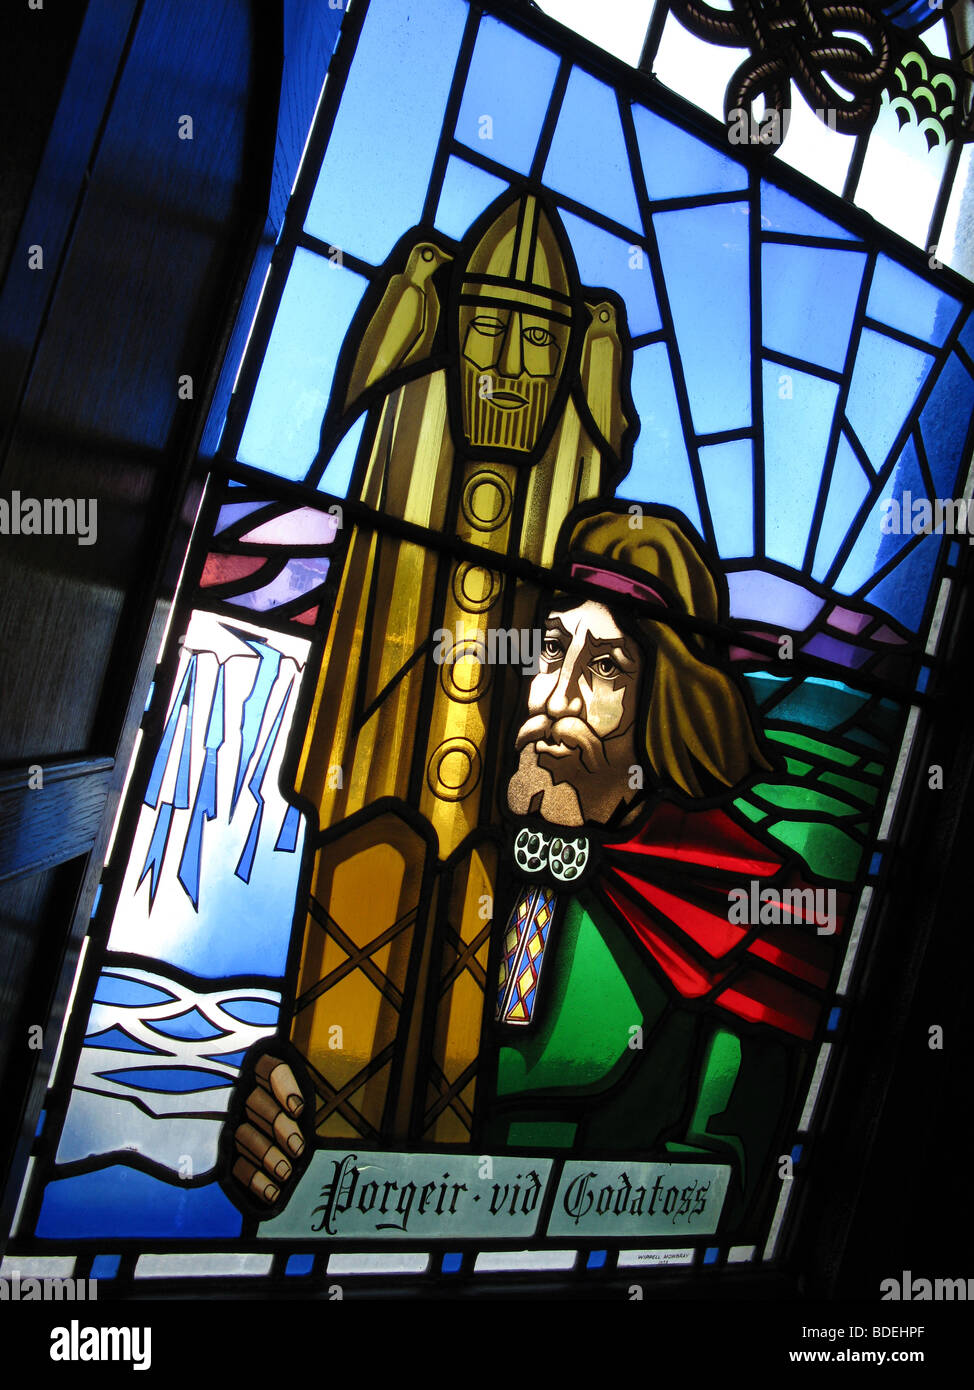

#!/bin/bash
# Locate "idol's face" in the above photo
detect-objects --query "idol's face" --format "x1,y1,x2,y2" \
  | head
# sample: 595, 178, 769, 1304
458, 304, 569, 453
507, 599, 645, 827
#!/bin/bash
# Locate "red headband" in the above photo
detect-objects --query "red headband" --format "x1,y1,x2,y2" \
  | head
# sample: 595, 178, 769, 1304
570, 562, 668, 609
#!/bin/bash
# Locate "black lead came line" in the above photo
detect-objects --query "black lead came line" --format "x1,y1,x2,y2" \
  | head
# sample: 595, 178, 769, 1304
207, 456, 932, 708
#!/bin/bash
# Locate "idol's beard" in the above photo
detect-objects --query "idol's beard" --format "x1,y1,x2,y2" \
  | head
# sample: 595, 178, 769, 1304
461, 365, 551, 451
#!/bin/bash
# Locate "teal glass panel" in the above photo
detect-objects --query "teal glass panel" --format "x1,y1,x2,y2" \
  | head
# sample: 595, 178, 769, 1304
763, 678, 870, 732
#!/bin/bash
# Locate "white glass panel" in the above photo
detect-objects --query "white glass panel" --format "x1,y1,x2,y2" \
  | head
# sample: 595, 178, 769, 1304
838, 885, 873, 996
762, 1180, 794, 1260
925, 577, 952, 656
48, 934, 90, 1088
135, 1253, 273, 1277
9, 1156, 35, 1237
474, 1249, 576, 1272
878, 705, 921, 840
0, 1254, 75, 1278
940, 143, 974, 281
773, 86, 855, 196
652, 12, 740, 122
922, 19, 950, 59
536, 0, 653, 65
856, 102, 949, 248
798, 1042, 833, 1132
327, 1252, 430, 1274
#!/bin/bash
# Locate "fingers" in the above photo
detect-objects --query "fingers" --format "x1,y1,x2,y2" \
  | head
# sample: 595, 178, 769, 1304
230, 1053, 307, 1207
244, 1083, 305, 1156
232, 1156, 280, 1206
254, 1055, 304, 1118
236, 1121, 294, 1181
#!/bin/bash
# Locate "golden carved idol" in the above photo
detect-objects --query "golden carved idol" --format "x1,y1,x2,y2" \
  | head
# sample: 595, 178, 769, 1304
224, 191, 637, 1209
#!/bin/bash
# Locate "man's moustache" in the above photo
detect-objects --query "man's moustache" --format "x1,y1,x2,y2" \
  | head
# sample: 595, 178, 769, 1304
515, 715, 552, 751
515, 715, 606, 773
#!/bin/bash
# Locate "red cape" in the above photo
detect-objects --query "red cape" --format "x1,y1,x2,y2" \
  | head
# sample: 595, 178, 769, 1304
596, 802, 847, 1040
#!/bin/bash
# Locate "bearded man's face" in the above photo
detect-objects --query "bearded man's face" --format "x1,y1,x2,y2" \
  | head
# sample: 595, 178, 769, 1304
507, 599, 645, 827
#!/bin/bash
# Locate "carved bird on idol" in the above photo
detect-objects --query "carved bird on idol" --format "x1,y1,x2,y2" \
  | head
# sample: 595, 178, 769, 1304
344, 241, 452, 409
579, 299, 628, 460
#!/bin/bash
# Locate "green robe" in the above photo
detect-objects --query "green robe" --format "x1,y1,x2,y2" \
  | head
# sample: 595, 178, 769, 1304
484, 894, 792, 1228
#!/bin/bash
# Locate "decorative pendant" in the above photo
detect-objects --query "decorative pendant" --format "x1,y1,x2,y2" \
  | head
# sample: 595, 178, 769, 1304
513, 826, 590, 882
496, 883, 557, 1026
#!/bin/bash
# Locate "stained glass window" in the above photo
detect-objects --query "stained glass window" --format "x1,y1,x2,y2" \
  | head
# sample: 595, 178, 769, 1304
545, 0, 974, 275
6, 0, 974, 1303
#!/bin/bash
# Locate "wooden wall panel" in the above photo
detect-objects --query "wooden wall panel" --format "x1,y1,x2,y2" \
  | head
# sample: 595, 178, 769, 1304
0, 0, 282, 1241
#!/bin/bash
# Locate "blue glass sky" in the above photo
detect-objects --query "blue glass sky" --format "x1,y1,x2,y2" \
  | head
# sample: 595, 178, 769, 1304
234, 0, 973, 632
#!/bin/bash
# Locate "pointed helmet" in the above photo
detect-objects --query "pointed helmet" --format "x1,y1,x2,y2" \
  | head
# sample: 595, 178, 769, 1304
456, 194, 576, 453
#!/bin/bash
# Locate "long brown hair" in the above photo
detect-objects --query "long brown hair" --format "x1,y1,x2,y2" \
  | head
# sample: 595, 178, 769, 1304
564, 509, 772, 798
